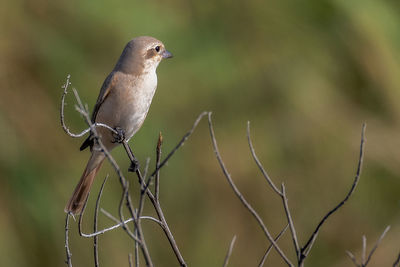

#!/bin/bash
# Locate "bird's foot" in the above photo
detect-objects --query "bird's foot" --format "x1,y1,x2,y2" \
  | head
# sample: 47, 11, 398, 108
112, 127, 125, 143
128, 158, 140, 172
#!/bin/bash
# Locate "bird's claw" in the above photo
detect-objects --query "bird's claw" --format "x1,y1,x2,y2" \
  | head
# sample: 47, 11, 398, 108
128, 159, 140, 172
112, 127, 125, 143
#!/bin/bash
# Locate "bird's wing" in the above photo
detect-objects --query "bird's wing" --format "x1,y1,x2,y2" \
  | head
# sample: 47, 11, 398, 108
91, 72, 116, 122
80, 72, 116, 151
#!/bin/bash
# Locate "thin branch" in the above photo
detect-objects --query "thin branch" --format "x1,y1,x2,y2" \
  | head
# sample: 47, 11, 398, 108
222, 235, 237, 267
146, 111, 208, 185
143, 157, 151, 180
129, 253, 133, 267
362, 235, 367, 265
134, 228, 139, 267
300, 123, 366, 262
100, 208, 120, 224
281, 183, 300, 261
247, 121, 282, 196
65, 213, 73, 267
207, 112, 293, 267
100, 209, 160, 228
60, 75, 117, 137
123, 119, 202, 267
346, 251, 360, 267
364, 225, 390, 266
155, 132, 163, 201
393, 252, 400, 267
258, 224, 289, 267
94, 176, 108, 267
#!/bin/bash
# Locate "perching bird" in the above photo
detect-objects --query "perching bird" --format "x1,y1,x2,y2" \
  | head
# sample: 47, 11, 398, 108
65, 36, 172, 215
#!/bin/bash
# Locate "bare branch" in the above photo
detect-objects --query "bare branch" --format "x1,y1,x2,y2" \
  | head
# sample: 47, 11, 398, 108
155, 132, 163, 201
393, 252, 400, 267
64, 213, 73, 267
222, 235, 237, 267
300, 123, 366, 262
207, 112, 293, 266
146, 111, 208, 186
94, 176, 108, 267
100, 208, 119, 224
60, 75, 117, 137
281, 183, 300, 261
346, 250, 360, 267
129, 253, 133, 267
247, 121, 282, 196
362, 235, 367, 265
364, 225, 390, 266
259, 224, 289, 267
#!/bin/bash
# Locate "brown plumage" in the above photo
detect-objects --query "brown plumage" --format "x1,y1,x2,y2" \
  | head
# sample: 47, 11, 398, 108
65, 36, 172, 215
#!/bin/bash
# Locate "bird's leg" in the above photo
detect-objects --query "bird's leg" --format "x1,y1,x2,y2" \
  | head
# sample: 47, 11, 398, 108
112, 127, 125, 143
123, 142, 140, 173
112, 127, 140, 172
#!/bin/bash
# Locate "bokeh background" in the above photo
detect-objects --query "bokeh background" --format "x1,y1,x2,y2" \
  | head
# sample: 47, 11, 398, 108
1, 0, 399, 266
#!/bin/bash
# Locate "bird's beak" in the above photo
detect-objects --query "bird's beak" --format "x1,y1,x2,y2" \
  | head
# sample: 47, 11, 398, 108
162, 50, 173, 59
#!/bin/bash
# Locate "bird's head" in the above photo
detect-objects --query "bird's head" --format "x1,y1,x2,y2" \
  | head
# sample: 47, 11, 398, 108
115, 36, 172, 75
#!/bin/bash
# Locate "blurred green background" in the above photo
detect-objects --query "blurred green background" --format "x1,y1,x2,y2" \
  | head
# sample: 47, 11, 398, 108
0, 0, 399, 266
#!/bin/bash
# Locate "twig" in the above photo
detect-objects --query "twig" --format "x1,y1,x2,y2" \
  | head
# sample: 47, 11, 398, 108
94, 176, 108, 267
364, 225, 390, 266
346, 226, 390, 267
346, 250, 360, 267
247, 121, 282, 196
65, 213, 73, 267
207, 112, 293, 267
222, 235, 237, 267
123, 141, 187, 266
300, 123, 366, 263
362, 235, 367, 265
146, 111, 208, 185
129, 253, 133, 267
60, 75, 117, 138
393, 252, 400, 267
281, 183, 300, 261
134, 227, 139, 267
258, 224, 289, 267
155, 132, 163, 201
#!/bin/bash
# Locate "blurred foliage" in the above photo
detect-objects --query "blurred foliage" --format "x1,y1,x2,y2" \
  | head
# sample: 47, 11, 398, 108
0, 0, 399, 266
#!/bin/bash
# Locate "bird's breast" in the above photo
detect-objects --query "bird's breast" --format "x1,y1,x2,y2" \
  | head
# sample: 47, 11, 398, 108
122, 71, 158, 139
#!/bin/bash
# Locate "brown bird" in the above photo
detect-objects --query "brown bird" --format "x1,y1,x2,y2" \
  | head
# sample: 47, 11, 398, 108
65, 36, 172, 215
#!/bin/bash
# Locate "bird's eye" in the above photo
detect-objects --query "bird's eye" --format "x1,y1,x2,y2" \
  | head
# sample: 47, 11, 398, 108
155, 46, 160, 52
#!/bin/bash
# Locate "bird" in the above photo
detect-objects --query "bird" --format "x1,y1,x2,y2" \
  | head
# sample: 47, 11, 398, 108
65, 36, 172, 215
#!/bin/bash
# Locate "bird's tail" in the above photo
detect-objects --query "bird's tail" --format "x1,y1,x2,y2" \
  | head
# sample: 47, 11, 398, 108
65, 152, 105, 215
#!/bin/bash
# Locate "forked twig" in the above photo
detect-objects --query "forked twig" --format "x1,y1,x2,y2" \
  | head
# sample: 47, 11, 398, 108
60, 75, 117, 138
208, 112, 293, 266
300, 123, 366, 264
364, 225, 390, 266
346, 226, 391, 267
